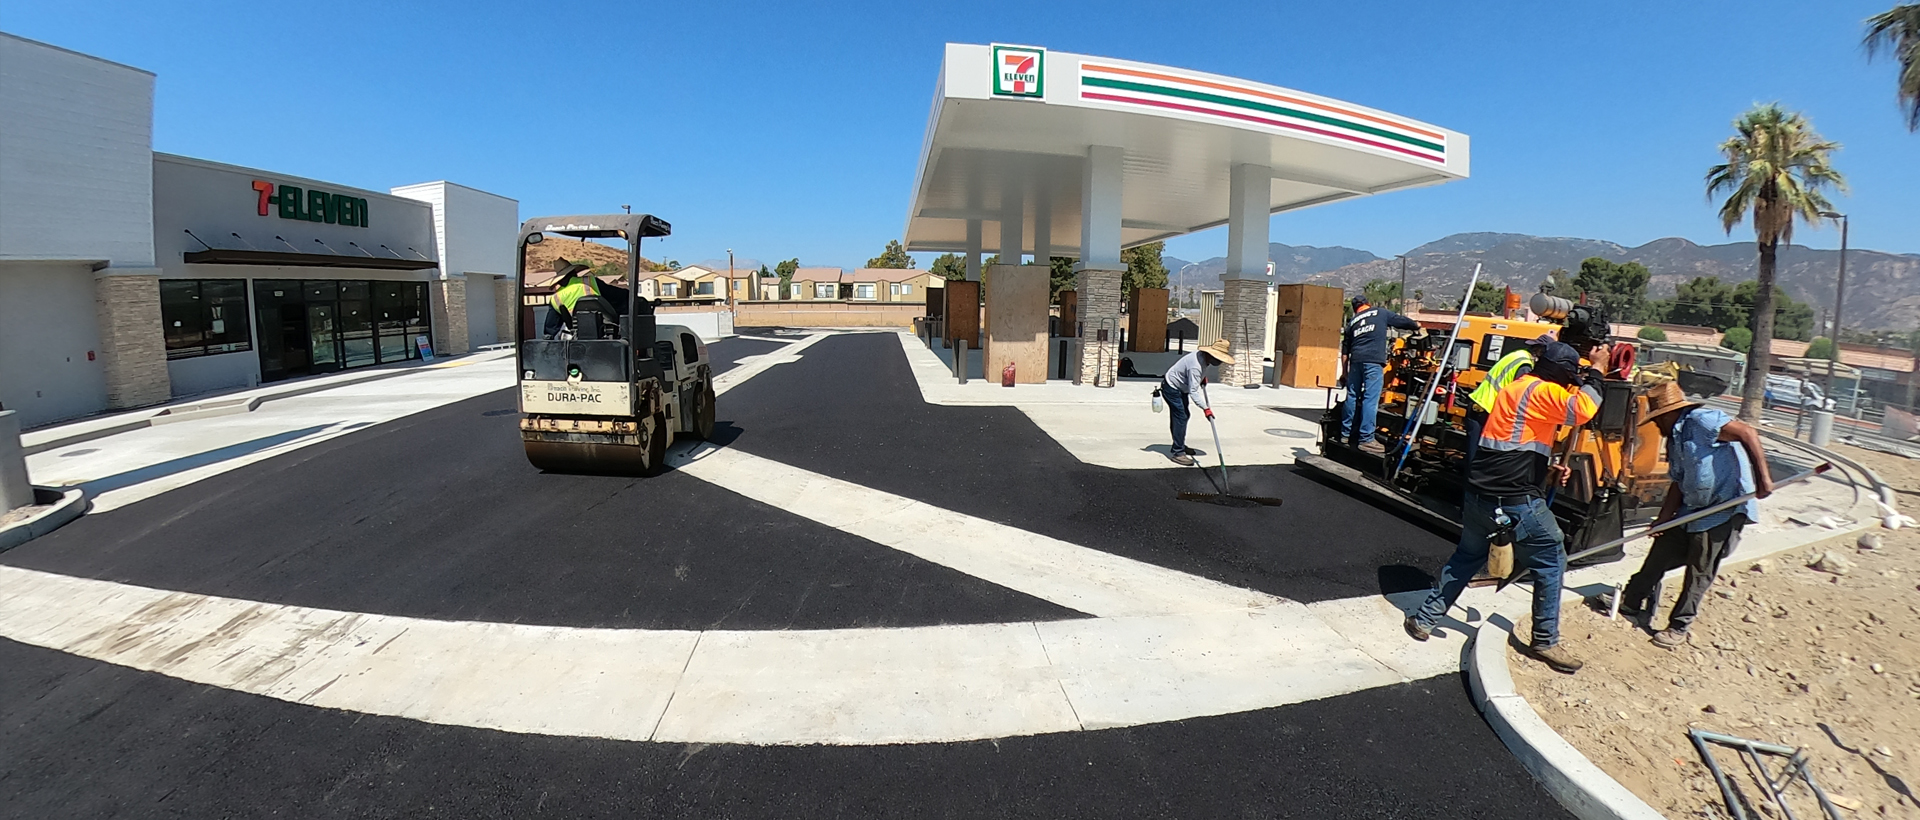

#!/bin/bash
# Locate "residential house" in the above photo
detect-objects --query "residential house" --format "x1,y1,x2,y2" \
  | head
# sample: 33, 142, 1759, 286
788, 267, 844, 301
844, 268, 937, 302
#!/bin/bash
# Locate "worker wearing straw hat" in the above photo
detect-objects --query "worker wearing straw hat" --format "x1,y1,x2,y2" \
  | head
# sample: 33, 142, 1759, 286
1159, 340, 1235, 466
1612, 381, 1774, 649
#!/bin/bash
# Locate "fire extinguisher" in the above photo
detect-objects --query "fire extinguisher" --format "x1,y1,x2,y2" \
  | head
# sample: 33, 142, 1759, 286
1001, 360, 1016, 387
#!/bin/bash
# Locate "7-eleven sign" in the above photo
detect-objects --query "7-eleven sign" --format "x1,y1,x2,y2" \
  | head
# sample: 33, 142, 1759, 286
991, 44, 1045, 98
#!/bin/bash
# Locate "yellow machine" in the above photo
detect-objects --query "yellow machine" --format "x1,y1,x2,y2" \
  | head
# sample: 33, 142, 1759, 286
1301, 297, 1674, 566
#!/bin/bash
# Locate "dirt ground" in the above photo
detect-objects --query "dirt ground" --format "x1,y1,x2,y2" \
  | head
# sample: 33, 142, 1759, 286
1513, 444, 1920, 819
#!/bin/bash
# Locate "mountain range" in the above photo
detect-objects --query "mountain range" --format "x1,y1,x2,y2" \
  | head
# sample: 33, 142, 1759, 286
1165, 233, 1920, 332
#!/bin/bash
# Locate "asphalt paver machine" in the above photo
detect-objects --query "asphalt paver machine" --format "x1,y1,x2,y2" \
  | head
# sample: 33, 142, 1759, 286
1299, 289, 1674, 567
514, 214, 716, 475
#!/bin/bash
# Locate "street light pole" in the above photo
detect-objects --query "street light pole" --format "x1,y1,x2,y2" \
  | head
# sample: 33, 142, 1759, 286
1394, 255, 1408, 312
727, 248, 737, 305
1818, 211, 1847, 406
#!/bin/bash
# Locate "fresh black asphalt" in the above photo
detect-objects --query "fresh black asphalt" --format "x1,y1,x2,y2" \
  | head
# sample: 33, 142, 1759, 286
723, 332, 1459, 602
1, 636, 1566, 819
0, 333, 1572, 818
3, 339, 1076, 631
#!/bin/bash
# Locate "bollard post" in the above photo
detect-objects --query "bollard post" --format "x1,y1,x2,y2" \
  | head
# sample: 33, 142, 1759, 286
1808, 409, 1835, 447
1069, 338, 1084, 386
956, 338, 969, 385
0, 410, 33, 513
1267, 350, 1285, 389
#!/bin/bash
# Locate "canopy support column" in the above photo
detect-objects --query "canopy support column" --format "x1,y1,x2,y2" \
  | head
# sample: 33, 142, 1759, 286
965, 219, 982, 281
1074, 145, 1125, 385
1077, 145, 1123, 271
1219, 162, 1271, 386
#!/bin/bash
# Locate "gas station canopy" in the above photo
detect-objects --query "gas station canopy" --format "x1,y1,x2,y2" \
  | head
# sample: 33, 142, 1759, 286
904, 43, 1470, 261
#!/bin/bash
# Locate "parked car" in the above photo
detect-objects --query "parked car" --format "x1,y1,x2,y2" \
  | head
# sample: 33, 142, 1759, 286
1763, 375, 1835, 411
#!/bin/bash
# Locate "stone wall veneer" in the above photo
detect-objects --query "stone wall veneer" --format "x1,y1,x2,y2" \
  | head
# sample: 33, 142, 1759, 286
1074, 269, 1122, 385
92, 273, 171, 408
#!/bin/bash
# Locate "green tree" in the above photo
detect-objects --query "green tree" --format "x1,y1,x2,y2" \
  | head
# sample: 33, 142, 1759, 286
1120, 242, 1169, 295
1664, 276, 1746, 329
866, 240, 915, 269
1865, 5, 1920, 131
1447, 280, 1505, 314
929, 253, 967, 281
1572, 257, 1654, 322
775, 258, 799, 284
1049, 257, 1077, 302
1721, 326, 1754, 353
1362, 278, 1403, 309
1731, 281, 1813, 341
1805, 336, 1838, 360
1637, 326, 1668, 342
1541, 268, 1575, 297
1706, 103, 1846, 421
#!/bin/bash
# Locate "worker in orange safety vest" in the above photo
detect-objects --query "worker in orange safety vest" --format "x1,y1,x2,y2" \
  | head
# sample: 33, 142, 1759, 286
1405, 341, 1602, 675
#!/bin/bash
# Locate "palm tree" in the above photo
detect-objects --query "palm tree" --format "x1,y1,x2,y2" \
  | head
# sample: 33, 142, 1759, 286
1865, 4, 1920, 130
1705, 103, 1846, 422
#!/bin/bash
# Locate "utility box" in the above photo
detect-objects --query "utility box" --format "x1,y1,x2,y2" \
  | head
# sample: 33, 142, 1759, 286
1274, 284, 1344, 387
1127, 287, 1168, 352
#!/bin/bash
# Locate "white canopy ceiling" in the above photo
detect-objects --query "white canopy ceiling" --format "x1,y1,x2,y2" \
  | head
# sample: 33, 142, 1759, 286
904, 44, 1471, 257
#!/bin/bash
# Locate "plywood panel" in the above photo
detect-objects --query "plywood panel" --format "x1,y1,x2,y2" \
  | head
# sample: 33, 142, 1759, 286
1281, 346, 1342, 388
983, 265, 1048, 385
944, 281, 980, 348
1127, 288, 1168, 353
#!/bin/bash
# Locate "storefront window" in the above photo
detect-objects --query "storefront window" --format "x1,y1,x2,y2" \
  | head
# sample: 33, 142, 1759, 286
252, 279, 431, 383
161, 279, 252, 359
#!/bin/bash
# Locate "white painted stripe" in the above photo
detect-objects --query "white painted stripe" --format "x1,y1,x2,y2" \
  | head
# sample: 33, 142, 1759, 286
0, 565, 1401, 745
667, 443, 1281, 618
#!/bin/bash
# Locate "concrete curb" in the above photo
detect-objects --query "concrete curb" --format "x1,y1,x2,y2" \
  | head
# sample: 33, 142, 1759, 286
0, 486, 88, 552
1468, 620, 1666, 820
1758, 427, 1899, 514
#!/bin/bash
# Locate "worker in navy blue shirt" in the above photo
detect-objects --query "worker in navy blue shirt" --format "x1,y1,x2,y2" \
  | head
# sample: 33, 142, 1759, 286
1339, 296, 1422, 453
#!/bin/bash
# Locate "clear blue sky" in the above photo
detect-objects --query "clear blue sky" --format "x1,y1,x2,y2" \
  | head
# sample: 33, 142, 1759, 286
7, 0, 1916, 269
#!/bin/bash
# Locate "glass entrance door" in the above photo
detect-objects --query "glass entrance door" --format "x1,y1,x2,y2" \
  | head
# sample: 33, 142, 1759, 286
307, 303, 340, 372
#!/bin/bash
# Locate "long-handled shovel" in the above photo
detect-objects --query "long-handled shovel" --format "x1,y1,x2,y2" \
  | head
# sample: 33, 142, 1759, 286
1494, 463, 1831, 592
1177, 380, 1283, 508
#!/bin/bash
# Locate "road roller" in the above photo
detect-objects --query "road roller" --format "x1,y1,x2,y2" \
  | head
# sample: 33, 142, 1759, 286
514, 213, 717, 475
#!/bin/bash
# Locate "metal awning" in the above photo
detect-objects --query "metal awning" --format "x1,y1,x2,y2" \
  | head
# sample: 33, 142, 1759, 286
904, 44, 1470, 256
182, 248, 438, 270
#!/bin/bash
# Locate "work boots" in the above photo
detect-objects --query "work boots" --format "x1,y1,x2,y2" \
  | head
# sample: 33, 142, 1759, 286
1170, 453, 1196, 466
1520, 643, 1583, 674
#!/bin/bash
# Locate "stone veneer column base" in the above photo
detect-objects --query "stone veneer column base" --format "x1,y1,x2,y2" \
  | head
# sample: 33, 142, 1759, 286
1218, 278, 1270, 386
430, 277, 470, 356
1073, 269, 1122, 385
92, 273, 172, 409
494, 276, 517, 344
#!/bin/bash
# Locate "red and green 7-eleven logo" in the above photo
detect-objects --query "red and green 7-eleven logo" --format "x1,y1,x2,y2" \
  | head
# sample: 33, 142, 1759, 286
991, 45, 1044, 98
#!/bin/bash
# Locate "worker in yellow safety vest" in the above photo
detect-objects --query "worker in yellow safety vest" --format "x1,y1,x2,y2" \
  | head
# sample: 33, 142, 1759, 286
1463, 333, 1555, 471
1406, 341, 1601, 675
543, 259, 604, 339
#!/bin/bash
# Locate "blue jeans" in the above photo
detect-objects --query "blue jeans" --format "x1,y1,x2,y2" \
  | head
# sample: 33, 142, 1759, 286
1339, 362, 1384, 445
1162, 382, 1191, 454
1413, 492, 1567, 648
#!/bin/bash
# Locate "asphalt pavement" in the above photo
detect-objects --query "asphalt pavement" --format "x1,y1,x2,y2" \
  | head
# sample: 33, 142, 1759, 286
0, 333, 1572, 819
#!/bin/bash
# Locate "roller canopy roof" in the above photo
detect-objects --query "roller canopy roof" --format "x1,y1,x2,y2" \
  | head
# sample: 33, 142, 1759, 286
519, 214, 671, 242
904, 44, 1470, 256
